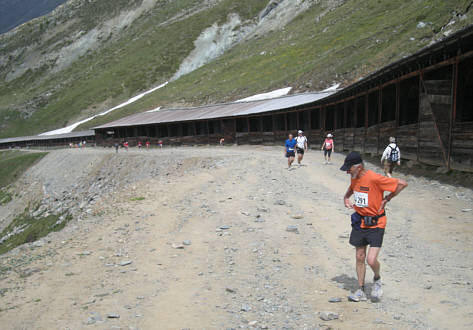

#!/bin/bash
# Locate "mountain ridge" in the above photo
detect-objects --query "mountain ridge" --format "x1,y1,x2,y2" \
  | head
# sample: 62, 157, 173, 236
0, 0, 68, 35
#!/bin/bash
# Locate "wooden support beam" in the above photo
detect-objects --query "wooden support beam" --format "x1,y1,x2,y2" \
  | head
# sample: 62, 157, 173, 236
448, 61, 459, 170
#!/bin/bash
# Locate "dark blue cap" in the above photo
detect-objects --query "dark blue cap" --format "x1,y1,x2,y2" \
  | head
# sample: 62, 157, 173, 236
340, 151, 363, 171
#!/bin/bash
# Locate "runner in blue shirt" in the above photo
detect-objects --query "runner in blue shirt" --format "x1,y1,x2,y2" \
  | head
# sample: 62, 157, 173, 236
285, 134, 297, 168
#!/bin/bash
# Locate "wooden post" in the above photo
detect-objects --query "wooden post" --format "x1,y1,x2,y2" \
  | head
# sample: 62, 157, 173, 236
378, 88, 382, 155
417, 72, 423, 162
448, 61, 459, 170
395, 82, 400, 131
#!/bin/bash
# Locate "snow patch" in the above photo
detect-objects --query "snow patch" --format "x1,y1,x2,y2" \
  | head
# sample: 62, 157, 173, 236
146, 106, 161, 113
321, 83, 340, 92
40, 81, 168, 135
236, 87, 292, 102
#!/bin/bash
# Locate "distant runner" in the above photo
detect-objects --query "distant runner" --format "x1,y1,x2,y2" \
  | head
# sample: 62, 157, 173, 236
380, 137, 401, 177
138, 141, 143, 149
114, 142, 119, 153
340, 151, 407, 302
146, 141, 150, 150
296, 130, 308, 166
123, 141, 129, 151
284, 134, 297, 169
321, 133, 334, 164
158, 140, 163, 149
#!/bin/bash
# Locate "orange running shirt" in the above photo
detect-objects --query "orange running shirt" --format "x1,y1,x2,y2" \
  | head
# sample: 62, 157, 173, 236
350, 170, 398, 228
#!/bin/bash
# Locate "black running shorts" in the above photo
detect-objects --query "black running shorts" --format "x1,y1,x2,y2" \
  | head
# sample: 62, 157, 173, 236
286, 151, 295, 158
349, 227, 385, 248
296, 147, 305, 155
324, 148, 332, 157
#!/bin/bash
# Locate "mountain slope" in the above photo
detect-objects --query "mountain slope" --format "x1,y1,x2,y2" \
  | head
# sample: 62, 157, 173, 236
1, 0, 472, 138
0, 0, 67, 34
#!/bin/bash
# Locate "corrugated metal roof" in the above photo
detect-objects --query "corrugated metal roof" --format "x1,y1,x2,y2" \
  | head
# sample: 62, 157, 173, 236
93, 92, 335, 129
0, 130, 94, 144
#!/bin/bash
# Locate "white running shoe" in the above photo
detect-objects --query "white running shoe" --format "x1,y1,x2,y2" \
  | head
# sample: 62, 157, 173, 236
371, 278, 383, 301
348, 288, 367, 302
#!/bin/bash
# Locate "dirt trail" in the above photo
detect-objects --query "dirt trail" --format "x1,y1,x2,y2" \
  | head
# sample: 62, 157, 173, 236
0, 146, 472, 329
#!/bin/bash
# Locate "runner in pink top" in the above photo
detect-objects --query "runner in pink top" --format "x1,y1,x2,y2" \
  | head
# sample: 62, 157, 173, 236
321, 133, 334, 164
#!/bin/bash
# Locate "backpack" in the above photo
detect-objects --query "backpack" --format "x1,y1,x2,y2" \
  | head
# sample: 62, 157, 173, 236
388, 145, 399, 162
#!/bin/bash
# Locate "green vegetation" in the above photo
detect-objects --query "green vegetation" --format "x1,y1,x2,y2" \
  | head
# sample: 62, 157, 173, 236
1, 0, 472, 136
130, 196, 145, 201
0, 212, 71, 255
0, 0, 267, 137
81, 0, 473, 129
0, 151, 48, 188
0, 190, 12, 205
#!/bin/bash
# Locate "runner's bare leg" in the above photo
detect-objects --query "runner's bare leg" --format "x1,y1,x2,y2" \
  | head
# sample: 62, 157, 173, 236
356, 246, 367, 287
367, 247, 381, 279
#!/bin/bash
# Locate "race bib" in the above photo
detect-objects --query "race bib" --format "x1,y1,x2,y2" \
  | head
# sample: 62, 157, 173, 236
354, 191, 368, 208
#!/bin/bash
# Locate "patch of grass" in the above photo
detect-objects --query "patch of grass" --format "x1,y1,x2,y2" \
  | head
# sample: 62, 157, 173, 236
0, 212, 72, 255
0, 190, 12, 205
0, 151, 48, 188
130, 196, 145, 201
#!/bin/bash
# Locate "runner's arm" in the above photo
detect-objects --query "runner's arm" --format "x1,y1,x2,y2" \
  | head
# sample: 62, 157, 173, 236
321, 142, 325, 150
378, 179, 408, 212
344, 187, 354, 209
380, 147, 389, 163
304, 139, 308, 151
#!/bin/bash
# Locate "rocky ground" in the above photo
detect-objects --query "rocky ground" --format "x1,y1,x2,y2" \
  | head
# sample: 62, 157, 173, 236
0, 146, 472, 329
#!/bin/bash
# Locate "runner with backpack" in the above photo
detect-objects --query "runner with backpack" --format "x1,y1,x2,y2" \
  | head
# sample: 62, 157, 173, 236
380, 137, 401, 177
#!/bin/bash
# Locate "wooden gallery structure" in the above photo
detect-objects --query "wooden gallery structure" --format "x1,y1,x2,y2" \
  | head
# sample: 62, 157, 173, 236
95, 26, 473, 172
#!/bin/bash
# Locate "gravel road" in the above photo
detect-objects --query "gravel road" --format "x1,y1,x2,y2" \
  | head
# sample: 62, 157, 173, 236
0, 146, 472, 329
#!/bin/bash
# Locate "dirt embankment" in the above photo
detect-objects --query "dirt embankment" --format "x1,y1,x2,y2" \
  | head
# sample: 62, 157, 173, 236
0, 146, 472, 329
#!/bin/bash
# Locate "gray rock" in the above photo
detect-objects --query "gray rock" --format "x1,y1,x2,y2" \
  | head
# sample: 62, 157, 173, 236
462, 208, 472, 212
319, 311, 339, 321
120, 260, 133, 266
107, 313, 120, 319
274, 200, 286, 205
329, 297, 342, 303
80, 250, 92, 256
291, 214, 304, 219
87, 312, 103, 325
219, 225, 231, 230
172, 243, 184, 249
240, 304, 252, 312
286, 225, 298, 233
32, 240, 44, 248
254, 218, 265, 223
226, 287, 236, 293
182, 240, 192, 246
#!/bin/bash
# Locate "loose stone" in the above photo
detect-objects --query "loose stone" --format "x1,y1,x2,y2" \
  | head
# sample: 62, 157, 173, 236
319, 311, 339, 321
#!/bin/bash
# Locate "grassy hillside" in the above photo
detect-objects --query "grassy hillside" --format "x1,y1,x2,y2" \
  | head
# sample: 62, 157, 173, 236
0, 151, 48, 188
81, 0, 473, 129
0, 0, 267, 137
1, 0, 472, 137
